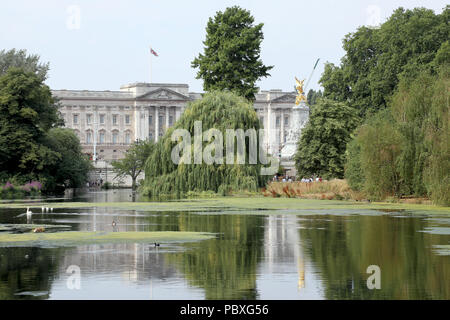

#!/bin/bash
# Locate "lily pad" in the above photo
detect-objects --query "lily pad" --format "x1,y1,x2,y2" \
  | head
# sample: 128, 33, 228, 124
0, 231, 215, 247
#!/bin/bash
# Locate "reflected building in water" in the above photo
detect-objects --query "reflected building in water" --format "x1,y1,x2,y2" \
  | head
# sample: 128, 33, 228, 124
262, 215, 306, 290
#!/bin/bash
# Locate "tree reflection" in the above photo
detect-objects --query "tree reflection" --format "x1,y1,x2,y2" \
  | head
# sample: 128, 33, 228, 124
0, 247, 64, 300
299, 215, 449, 299
166, 213, 266, 299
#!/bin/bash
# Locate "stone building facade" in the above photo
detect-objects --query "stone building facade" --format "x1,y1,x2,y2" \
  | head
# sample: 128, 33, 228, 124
52, 82, 306, 163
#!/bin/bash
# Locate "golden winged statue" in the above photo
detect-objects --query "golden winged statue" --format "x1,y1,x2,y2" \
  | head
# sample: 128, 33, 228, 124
295, 77, 307, 105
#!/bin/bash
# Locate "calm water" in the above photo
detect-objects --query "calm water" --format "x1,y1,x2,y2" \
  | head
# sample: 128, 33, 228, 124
0, 190, 448, 300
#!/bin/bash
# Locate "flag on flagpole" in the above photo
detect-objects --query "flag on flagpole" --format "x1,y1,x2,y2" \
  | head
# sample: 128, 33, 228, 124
150, 48, 158, 57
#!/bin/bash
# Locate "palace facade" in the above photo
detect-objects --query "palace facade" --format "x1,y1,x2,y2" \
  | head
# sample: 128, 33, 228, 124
52, 82, 306, 162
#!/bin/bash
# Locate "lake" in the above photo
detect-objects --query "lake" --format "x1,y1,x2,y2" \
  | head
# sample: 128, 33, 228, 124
0, 189, 448, 299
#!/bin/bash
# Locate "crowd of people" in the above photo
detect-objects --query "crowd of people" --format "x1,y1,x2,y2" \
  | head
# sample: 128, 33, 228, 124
87, 179, 103, 188
272, 174, 323, 183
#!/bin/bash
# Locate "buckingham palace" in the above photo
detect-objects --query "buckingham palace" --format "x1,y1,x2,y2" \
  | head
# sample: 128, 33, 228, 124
52, 82, 308, 163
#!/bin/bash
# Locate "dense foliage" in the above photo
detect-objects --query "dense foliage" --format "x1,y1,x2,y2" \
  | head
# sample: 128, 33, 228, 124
191, 6, 273, 101
296, 6, 449, 206
0, 50, 90, 194
0, 68, 60, 177
306, 89, 323, 107
43, 128, 92, 193
294, 99, 360, 179
346, 65, 449, 205
0, 48, 49, 81
320, 6, 449, 117
112, 139, 154, 190
142, 91, 267, 197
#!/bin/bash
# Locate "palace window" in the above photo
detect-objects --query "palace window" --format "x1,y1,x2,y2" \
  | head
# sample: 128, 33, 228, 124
112, 114, 118, 125
86, 114, 92, 125
99, 114, 105, 124
284, 116, 289, 126
276, 116, 280, 128
149, 115, 153, 125
260, 116, 264, 124
159, 116, 163, 127
73, 114, 79, 125
86, 131, 92, 144
99, 131, 105, 144
112, 131, 119, 144
125, 115, 130, 125
149, 132, 153, 141
169, 115, 173, 126
125, 131, 131, 144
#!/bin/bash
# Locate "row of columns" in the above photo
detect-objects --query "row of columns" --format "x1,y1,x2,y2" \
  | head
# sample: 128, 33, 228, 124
134, 105, 184, 142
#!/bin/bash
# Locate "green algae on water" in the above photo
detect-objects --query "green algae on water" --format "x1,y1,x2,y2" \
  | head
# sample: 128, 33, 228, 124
0, 231, 215, 247
0, 197, 448, 215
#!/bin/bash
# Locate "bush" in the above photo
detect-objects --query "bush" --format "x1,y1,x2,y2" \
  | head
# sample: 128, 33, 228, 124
0, 180, 42, 199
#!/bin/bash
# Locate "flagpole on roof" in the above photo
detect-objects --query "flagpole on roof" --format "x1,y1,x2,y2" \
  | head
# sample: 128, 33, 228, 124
149, 46, 152, 83
149, 47, 158, 83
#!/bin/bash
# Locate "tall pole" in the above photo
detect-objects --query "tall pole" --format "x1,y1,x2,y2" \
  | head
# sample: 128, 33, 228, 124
304, 58, 320, 92
149, 46, 152, 83
93, 110, 97, 162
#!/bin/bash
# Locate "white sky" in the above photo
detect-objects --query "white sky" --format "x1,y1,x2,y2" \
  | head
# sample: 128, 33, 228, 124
0, 0, 447, 93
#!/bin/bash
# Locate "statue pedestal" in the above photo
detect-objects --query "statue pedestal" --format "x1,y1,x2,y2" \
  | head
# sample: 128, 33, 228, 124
280, 101, 309, 172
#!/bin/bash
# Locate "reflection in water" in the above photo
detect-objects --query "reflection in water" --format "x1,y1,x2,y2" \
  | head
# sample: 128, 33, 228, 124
166, 214, 266, 300
0, 196, 449, 299
263, 216, 305, 289
0, 247, 65, 300
299, 215, 450, 299
69, 189, 139, 203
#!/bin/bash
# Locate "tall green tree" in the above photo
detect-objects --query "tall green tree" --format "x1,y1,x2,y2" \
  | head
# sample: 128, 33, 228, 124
0, 68, 60, 177
0, 51, 90, 194
191, 6, 273, 101
306, 89, 323, 107
112, 139, 154, 190
0, 49, 49, 81
345, 64, 449, 205
294, 99, 360, 179
320, 6, 449, 117
42, 128, 92, 192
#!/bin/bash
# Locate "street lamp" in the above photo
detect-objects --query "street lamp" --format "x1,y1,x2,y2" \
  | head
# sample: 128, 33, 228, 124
93, 109, 98, 163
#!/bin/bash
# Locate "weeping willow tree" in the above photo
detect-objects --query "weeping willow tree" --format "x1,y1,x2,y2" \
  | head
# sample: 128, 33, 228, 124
142, 91, 269, 197
345, 63, 449, 205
